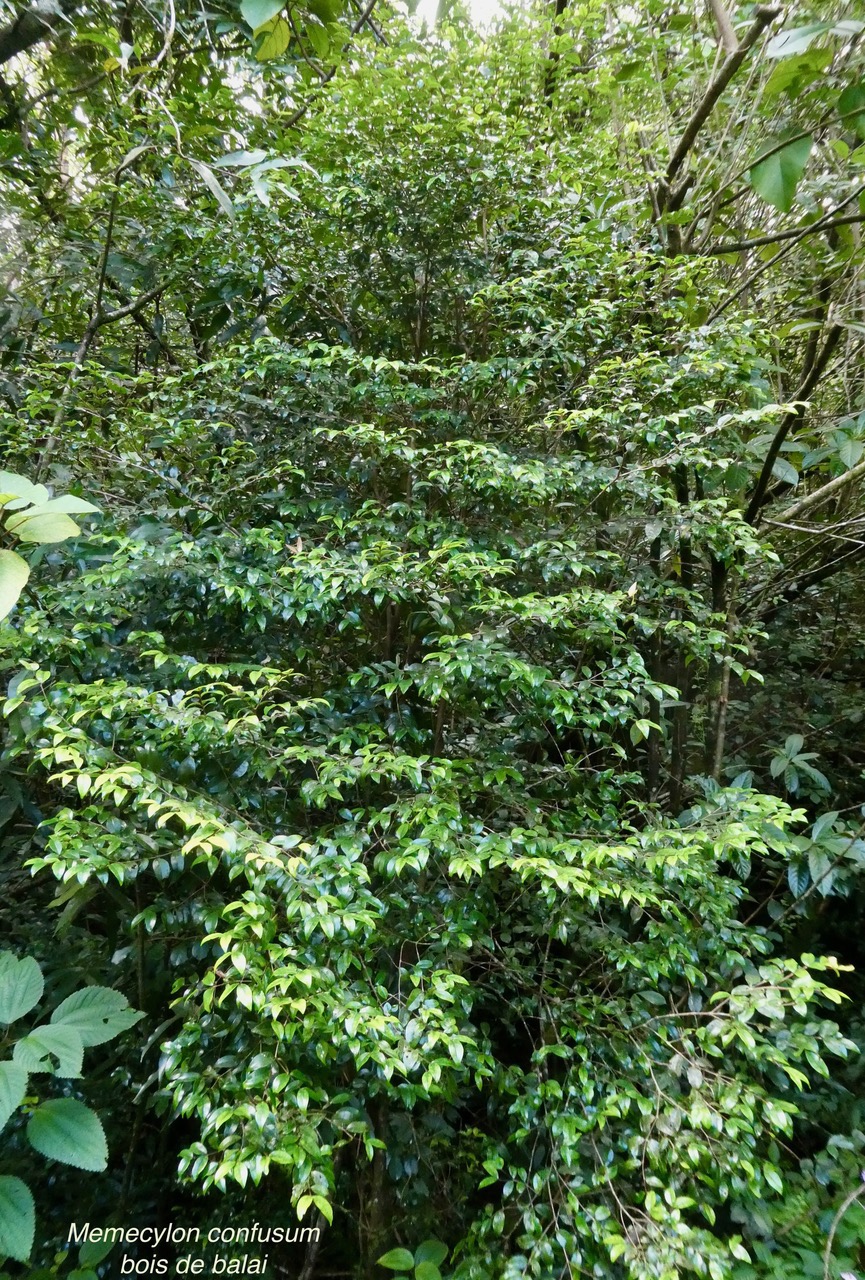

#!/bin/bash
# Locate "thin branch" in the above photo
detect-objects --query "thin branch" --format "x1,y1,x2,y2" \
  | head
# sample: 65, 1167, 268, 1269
744, 326, 843, 525
708, 180, 865, 321
0, 0, 80, 67
704, 212, 865, 256
705, 0, 738, 53
283, 0, 379, 129
823, 1179, 865, 1280
776, 455, 865, 524
664, 6, 779, 189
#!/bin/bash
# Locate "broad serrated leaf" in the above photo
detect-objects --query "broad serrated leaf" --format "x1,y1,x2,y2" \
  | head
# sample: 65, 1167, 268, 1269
13, 1024, 84, 1078
0, 952, 44, 1025
0, 1176, 34, 1262
12, 512, 81, 544
27, 1098, 108, 1171
749, 135, 813, 213
240, 0, 283, 28
50, 986, 142, 1047
377, 1249, 415, 1271
0, 551, 30, 621
0, 1061, 27, 1132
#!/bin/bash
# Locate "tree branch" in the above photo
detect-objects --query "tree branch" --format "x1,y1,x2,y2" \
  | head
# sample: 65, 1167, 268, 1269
663, 6, 779, 190
776, 454, 865, 524
704, 212, 865, 256
705, 0, 738, 53
0, 0, 79, 67
744, 325, 844, 525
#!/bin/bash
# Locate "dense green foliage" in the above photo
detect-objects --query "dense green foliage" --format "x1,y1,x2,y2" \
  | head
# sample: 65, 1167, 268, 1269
2, 0, 865, 1277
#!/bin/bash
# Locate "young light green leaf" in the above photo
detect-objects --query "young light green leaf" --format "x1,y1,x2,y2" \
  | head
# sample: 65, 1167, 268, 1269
12, 512, 82, 544
255, 15, 289, 59
13, 1024, 85, 1078
414, 1264, 442, 1280
0, 1061, 28, 1132
0, 952, 44, 1025
0, 551, 30, 621
0, 1176, 35, 1262
27, 1098, 108, 1171
50, 986, 142, 1047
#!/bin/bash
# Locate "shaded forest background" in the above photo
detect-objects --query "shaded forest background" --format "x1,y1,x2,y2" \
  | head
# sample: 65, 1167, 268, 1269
2, 0, 865, 1277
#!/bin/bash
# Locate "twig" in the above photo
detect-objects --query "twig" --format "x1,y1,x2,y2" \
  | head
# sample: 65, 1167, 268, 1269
704, 212, 865, 256
776, 454, 865, 524
744, 326, 843, 525
664, 6, 779, 189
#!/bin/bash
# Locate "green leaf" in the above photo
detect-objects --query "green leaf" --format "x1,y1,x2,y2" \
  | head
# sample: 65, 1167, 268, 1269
27, 1098, 108, 1171
11, 512, 81, 544
240, 0, 283, 28
812, 811, 839, 840
189, 160, 235, 220
749, 135, 813, 213
306, 20, 329, 58
377, 1249, 415, 1271
0, 953, 44, 1025
764, 48, 832, 99
839, 84, 865, 138
0, 551, 30, 621
13, 1025, 84, 1078
0, 473, 45, 507
6, 496, 99, 524
414, 1264, 442, 1280
0, 1176, 34, 1262
214, 149, 268, 167
0, 1062, 27, 1132
788, 862, 809, 896
839, 438, 864, 469
808, 846, 833, 894
79, 1239, 114, 1267
415, 1241, 448, 1266
771, 457, 799, 486
50, 986, 142, 1047
255, 16, 290, 60
765, 24, 831, 59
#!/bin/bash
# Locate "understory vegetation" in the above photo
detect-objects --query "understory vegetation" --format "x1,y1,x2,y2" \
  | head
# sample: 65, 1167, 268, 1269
2, 0, 865, 1277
